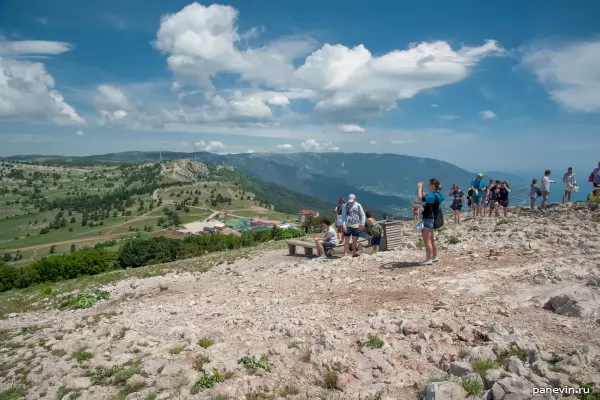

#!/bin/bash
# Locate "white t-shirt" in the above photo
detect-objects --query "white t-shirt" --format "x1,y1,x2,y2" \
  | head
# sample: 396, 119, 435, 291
324, 226, 337, 244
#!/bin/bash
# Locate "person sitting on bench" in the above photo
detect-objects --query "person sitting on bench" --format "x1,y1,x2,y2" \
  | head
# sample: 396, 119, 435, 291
314, 218, 337, 260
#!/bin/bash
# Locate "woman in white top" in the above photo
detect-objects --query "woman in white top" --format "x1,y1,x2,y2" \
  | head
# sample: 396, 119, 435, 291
562, 167, 576, 203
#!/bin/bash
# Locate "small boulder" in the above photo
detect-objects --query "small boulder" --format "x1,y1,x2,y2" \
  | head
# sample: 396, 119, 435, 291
449, 361, 474, 377
423, 381, 468, 400
544, 289, 600, 318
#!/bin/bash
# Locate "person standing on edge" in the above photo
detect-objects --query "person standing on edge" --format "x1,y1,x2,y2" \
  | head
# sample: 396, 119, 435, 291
562, 167, 576, 203
334, 198, 346, 241
341, 194, 366, 258
469, 173, 486, 218
487, 180, 501, 217
418, 179, 444, 265
540, 170, 556, 209
497, 181, 511, 217
529, 179, 540, 210
482, 179, 493, 216
590, 162, 600, 189
412, 201, 420, 222
448, 184, 464, 223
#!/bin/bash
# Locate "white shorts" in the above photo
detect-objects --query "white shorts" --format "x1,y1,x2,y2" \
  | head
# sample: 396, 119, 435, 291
335, 216, 343, 227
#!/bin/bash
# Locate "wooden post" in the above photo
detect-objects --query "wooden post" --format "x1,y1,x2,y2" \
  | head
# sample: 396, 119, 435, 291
288, 244, 296, 255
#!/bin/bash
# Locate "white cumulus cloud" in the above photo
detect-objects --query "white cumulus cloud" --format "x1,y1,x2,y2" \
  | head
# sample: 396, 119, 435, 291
521, 39, 600, 112
153, 2, 504, 128
300, 139, 338, 151
0, 57, 84, 125
75, 130, 85, 136
338, 124, 365, 133
276, 143, 293, 150
194, 140, 225, 152
479, 110, 496, 120
369, 140, 377, 145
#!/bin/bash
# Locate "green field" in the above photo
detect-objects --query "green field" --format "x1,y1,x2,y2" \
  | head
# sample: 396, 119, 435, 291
0, 160, 289, 263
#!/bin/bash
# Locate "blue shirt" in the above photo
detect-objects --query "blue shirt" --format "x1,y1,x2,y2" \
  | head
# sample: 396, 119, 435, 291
470, 179, 486, 198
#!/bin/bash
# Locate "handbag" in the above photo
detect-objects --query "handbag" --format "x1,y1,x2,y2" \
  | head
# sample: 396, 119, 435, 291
590, 173, 595, 183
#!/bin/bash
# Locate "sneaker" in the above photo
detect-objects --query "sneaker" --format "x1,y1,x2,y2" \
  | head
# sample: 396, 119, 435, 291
421, 259, 433, 266
352, 253, 360, 258
315, 255, 327, 261
431, 256, 439, 263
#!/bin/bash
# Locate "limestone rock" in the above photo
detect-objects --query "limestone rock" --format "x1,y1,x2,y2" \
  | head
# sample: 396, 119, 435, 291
449, 361, 474, 377
544, 289, 600, 317
423, 381, 468, 400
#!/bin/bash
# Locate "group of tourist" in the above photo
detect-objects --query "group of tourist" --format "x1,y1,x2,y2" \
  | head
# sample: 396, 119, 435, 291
313, 194, 384, 260
311, 161, 600, 264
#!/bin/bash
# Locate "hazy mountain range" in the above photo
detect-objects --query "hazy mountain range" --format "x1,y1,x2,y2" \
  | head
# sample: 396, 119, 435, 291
4, 151, 550, 213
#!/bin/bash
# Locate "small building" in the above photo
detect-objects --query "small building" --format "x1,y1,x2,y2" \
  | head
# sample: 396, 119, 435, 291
298, 209, 319, 222
224, 218, 252, 230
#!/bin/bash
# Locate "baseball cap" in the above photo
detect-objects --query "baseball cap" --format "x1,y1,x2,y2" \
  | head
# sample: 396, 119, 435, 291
348, 194, 356, 202
477, 173, 484, 177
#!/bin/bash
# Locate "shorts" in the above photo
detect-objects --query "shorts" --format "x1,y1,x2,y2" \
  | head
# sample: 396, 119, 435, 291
540, 190, 549, 200
471, 196, 482, 205
451, 202, 462, 211
371, 236, 381, 246
413, 211, 419, 216
422, 219, 434, 230
488, 198, 498, 207
323, 241, 335, 249
344, 227, 361, 237
335, 216, 343, 227
498, 200, 509, 208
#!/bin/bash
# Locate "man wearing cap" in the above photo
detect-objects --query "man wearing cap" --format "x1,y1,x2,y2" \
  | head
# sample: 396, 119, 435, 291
470, 173, 487, 218
341, 194, 366, 258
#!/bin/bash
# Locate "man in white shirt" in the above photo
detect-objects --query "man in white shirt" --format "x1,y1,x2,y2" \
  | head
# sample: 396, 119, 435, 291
314, 218, 337, 260
540, 169, 556, 209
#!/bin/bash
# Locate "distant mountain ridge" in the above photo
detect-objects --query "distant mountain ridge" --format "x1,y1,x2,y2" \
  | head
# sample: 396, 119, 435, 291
3, 151, 528, 213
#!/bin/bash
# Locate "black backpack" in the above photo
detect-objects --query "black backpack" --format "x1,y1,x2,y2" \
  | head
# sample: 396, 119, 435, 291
433, 195, 444, 229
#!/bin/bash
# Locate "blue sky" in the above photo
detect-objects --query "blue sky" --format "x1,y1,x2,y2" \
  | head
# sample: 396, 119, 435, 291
0, 0, 599, 174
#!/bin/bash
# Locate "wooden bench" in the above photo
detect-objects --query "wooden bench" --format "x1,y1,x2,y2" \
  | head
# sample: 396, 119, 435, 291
287, 238, 369, 257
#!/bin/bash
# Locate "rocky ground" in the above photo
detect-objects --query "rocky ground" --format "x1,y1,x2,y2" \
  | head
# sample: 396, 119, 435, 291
1, 203, 599, 400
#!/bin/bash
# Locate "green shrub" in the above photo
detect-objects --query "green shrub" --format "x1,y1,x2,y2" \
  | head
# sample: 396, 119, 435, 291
461, 378, 483, 396
366, 333, 384, 349
197, 337, 214, 348
447, 236, 461, 245
73, 348, 93, 363
194, 369, 227, 389
237, 355, 270, 372
71, 290, 109, 309
471, 358, 496, 374
323, 371, 338, 389
0, 263, 19, 292
0, 386, 27, 400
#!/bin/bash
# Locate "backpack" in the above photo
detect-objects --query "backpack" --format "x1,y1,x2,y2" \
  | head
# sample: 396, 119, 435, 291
433, 195, 444, 229
536, 188, 542, 196
590, 173, 595, 183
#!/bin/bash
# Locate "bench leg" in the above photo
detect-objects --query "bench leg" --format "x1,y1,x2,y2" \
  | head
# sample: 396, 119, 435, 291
288, 245, 296, 255
304, 247, 313, 256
